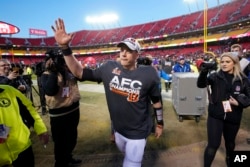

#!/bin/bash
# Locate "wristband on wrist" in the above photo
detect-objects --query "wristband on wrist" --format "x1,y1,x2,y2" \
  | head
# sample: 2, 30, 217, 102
60, 44, 69, 49
156, 124, 163, 129
154, 107, 164, 126
62, 47, 73, 56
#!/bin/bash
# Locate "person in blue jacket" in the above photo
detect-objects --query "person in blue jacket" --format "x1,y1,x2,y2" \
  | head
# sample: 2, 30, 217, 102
155, 64, 172, 92
172, 56, 192, 73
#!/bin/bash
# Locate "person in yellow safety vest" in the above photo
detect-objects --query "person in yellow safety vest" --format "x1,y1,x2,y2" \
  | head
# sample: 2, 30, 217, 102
0, 85, 49, 167
190, 61, 199, 73
26, 65, 33, 75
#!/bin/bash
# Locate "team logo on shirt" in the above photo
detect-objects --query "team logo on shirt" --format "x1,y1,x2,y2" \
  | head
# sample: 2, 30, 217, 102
0, 98, 11, 107
235, 86, 240, 92
112, 67, 121, 75
109, 75, 141, 102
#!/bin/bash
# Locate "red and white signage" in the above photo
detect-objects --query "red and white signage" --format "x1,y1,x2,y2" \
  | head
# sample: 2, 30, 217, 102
0, 21, 20, 34
29, 28, 47, 36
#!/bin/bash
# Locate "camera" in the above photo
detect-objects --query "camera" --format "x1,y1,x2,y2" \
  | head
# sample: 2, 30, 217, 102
199, 61, 217, 71
10, 63, 24, 75
45, 49, 65, 72
34, 49, 65, 76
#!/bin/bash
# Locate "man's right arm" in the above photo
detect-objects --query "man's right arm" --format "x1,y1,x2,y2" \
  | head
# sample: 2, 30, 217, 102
63, 53, 83, 79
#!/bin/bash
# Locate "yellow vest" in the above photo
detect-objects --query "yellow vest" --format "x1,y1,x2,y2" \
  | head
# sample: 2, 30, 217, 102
190, 64, 199, 73
26, 67, 32, 75
0, 85, 47, 166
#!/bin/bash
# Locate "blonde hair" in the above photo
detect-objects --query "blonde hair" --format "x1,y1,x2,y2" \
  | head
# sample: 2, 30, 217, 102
220, 52, 245, 83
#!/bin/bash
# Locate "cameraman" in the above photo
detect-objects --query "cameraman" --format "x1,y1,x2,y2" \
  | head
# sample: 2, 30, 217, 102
41, 49, 82, 167
0, 59, 28, 94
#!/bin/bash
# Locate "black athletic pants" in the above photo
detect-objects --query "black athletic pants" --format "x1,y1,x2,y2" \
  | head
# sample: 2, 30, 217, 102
204, 115, 240, 167
12, 146, 34, 167
50, 109, 80, 167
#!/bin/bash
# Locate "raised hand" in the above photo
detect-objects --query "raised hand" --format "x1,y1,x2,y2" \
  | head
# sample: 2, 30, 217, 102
51, 18, 74, 47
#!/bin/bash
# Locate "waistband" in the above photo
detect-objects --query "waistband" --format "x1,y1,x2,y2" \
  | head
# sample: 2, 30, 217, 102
49, 101, 79, 117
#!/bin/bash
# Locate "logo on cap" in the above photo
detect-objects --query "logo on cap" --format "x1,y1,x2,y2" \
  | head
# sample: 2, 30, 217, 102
117, 38, 141, 53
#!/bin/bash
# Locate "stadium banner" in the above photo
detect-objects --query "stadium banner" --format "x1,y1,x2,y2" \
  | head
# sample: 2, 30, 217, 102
29, 28, 47, 36
0, 21, 20, 34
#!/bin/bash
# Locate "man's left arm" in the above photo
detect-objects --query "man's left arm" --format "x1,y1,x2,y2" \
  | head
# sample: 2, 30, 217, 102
152, 100, 164, 138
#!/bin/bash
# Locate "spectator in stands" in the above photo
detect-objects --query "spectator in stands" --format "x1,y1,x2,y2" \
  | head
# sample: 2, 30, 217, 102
195, 55, 204, 72
26, 65, 33, 75
52, 18, 164, 167
172, 55, 192, 73
231, 44, 250, 145
34, 61, 47, 115
41, 49, 82, 167
197, 52, 250, 167
231, 44, 244, 58
245, 49, 250, 61
245, 49, 250, 145
190, 61, 199, 73
231, 44, 250, 79
150, 56, 172, 92
162, 55, 174, 92
0, 60, 29, 95
0, 84, 49, 167
0, 59, 10, 77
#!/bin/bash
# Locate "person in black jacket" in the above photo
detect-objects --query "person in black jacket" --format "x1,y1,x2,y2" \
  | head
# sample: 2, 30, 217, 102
197, 52, 250, 167
0, 60, 29, 95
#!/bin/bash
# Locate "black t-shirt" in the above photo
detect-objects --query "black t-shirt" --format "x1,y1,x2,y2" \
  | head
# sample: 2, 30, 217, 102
82, 61, 161, 139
